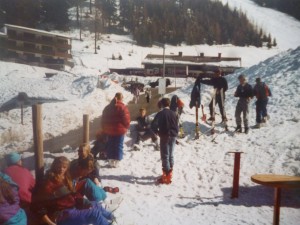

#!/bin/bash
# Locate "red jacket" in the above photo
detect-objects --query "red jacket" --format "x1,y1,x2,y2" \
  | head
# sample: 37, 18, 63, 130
5, 165, 35, 204
102, 99, 130, 136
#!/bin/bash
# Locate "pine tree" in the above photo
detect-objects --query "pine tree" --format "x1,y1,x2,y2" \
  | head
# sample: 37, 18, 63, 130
42, 0, 69, 30
1, 0, 41, 28
273, 38, 277, 47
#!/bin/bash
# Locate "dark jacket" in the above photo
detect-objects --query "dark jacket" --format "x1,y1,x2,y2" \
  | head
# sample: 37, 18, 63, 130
136, 116, 151, 132
200, 76, 228, 92
102, 99, 130, 136
5, 165, 35, 204
253, 82, 272, 100
151, 108, 178, 138
235, 83, 253, 99
189, 78, 201, 108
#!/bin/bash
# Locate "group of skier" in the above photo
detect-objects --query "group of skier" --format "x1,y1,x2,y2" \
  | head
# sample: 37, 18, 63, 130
190, 69, 272, 134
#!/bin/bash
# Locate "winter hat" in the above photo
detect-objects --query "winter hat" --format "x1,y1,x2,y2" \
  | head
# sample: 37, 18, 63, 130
238, 74, 246, 80
6, 152, 21, 165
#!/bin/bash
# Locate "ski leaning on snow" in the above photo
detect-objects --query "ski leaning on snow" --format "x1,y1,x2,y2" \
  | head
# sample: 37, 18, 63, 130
220, 88, 228, 131
211, 88, 217, 135
105, 196, 124, 213
195, 101, 200, 139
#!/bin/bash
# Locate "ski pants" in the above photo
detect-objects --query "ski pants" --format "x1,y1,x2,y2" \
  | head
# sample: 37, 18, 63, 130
2, 208, 27, 225
75, 178, 107, 202
136, 128, 157, 144
106, 135, 124, 160
57, 202, 112, 225
209, 93, 225, 119
160, 136, 176, 172
235, 98, 250, 128
256, 98, 268, 123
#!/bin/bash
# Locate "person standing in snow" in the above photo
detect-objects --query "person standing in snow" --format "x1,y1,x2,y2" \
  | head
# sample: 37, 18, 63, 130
145, 88, 151, 103
4, 152, 35, 211
134, 108, 159, 150
234, 74, 253, 134
151, 98, 178, 184
133, 86, 140, 104
170, 95, 185, 138
102, 92, 130, 168
253, 77, 272, 128
198, 69, 228, 122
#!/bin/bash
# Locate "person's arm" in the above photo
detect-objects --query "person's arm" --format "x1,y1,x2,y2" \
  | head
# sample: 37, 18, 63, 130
199, 78, 214, 86
267, 85, 272, 97
223, 78, 228, 92
234, 86, 239, 97
121, 105, 131, 129
151, 113, 160, 134
42, 215, 56, 225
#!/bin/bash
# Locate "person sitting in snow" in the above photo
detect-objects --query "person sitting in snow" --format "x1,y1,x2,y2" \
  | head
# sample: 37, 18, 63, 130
70, 143, 101, 186
151, 98, 178, 184
31, 156, 114, 225
253, 77, 272, 128
134, 108, 159, 151
4, 152, 35, 212
234, 74, 253, 134
101, 92, 131, 168
91, 131, 108, 160
0, 172, 27, 225
198, 69, 228, 122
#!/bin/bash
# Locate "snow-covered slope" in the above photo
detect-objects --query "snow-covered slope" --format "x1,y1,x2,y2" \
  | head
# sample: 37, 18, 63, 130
220, 0, 300, 50
19, 46, 300, 225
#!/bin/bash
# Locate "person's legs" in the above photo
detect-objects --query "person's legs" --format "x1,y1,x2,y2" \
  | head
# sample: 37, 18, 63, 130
160, 136, 170, 172
262, 98, 269, 118
216, 94, 224, 119
106, 135, 124, 161
243, 101, 250, 128
256, 100, 263, 124
168, 137, 176, 170
82, 179, 107, 202
4, 208, 27, 225
57, 207, 111, 225
208, 99, 214, 119
235, 101, 242, 128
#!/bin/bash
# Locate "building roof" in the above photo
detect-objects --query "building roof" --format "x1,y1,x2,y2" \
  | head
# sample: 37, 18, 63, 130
142, 53, 242, 68
5, 24, 71, 39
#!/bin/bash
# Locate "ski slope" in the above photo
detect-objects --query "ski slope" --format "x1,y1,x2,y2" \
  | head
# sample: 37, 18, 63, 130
220, 0, 300, 50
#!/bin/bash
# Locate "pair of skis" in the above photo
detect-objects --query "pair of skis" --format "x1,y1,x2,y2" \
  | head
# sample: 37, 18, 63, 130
195, 88, 228, 139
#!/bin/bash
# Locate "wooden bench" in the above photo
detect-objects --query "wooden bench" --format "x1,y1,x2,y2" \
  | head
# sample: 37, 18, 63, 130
251, 174, 300, 225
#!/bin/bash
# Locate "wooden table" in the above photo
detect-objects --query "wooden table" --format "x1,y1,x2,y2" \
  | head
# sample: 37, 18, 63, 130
251, 174, 300, 225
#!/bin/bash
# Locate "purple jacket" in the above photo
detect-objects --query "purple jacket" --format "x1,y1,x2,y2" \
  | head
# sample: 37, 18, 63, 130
0, 173, 21, 223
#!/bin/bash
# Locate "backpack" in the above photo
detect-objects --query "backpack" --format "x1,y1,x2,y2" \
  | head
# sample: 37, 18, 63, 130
255, 82, 270, 99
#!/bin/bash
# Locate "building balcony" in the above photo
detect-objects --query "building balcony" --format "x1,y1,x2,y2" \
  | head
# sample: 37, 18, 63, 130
7, 34, 71, 49
6, 44, 72, 59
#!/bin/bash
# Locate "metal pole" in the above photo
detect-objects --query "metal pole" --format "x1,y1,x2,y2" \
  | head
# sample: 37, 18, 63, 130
228, 151, 243, 198
273, 188, 281, 225
79, 4, 82, 41
94, 10, 97, 54
32, 104, 44, 187
90, 0, 92, 14
162, 45, 165, 78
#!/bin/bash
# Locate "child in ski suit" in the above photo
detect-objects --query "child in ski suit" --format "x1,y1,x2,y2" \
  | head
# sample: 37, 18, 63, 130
234, 74, 253, 134
135, 108, 159, 150
151, 98, 178, 184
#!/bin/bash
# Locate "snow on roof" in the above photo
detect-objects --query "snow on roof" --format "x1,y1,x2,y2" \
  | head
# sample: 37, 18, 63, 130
5, 24, 71, 39
142, 58, 241, 67
0, 32, 6, 37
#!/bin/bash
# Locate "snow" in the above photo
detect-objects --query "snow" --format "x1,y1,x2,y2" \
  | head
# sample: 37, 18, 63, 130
1, 0, 300, 224
220, 0, 300, 50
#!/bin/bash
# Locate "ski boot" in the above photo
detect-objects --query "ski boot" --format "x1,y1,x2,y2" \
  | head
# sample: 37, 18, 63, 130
235, 125, 242, 133
245, 127, 249, 134
157, 170, 172, 184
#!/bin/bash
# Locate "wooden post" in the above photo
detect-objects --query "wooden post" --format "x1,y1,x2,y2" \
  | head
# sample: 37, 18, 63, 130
32, 104, 44, 186
83, 114, 90, 143
228, 151, 244, 198
21, 103, 24, 125
273, 187, 281, 225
